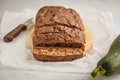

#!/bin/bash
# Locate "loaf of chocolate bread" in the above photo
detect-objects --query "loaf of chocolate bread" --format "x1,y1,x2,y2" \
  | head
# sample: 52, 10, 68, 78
32, 6, 86, 61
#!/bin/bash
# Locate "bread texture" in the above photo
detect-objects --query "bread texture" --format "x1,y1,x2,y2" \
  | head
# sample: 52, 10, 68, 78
26, 6, 93, 61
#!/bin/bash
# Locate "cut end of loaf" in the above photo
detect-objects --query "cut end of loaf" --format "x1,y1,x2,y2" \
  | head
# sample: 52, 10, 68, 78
32, 47, 84, 61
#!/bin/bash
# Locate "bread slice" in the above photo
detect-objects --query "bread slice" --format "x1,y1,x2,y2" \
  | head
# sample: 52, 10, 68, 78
32, 46, 84, 61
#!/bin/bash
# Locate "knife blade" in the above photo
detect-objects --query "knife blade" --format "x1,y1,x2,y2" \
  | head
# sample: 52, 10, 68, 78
3, 18, 33, 42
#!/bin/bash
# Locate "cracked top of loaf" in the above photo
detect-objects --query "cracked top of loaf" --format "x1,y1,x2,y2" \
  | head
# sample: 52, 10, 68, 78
33, 6, 85, 48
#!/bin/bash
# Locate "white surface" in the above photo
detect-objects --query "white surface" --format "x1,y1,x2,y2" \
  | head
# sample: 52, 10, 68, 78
0, 0, 120, 80
0, 6, 117, 73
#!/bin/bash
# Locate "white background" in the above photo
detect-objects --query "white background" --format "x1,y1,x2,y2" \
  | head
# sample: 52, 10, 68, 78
0, 0, 120, 80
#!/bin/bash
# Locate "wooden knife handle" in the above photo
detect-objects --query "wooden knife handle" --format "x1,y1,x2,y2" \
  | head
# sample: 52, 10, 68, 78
3, 24, 27, 42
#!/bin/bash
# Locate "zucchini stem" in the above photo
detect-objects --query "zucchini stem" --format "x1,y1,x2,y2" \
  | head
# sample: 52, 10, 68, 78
91, 66, 106, 78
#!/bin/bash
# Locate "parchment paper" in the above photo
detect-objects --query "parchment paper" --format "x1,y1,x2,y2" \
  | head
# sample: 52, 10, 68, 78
0, 6, 117, 73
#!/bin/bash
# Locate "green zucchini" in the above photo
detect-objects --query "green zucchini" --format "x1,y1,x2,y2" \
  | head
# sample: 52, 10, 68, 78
91, 35, 120, 78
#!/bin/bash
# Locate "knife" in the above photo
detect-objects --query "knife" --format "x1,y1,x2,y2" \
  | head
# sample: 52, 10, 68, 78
3, 18, 33, 42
